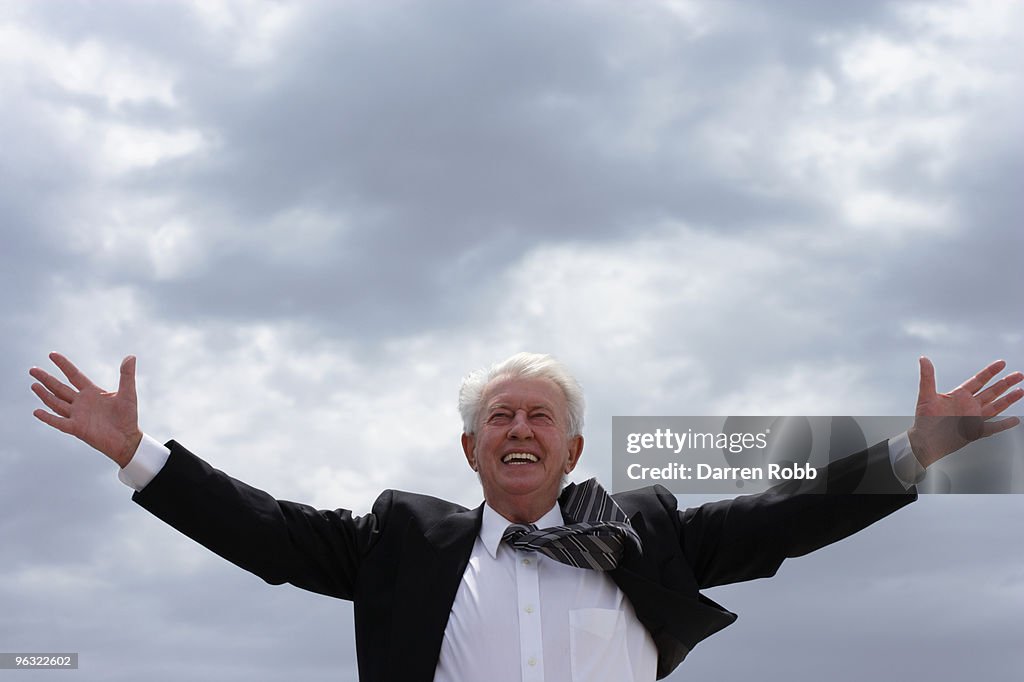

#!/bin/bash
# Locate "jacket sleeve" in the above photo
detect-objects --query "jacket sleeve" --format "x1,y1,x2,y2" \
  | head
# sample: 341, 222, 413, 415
132, 440, 385, 601
673, 440, 917, 589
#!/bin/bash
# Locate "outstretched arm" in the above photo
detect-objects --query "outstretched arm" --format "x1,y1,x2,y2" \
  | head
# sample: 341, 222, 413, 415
29, 352, 143, 468
29, 352, 380, 598
907, 357, 1022, 469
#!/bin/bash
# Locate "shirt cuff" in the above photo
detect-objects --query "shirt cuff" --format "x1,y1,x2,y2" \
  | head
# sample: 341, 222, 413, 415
888, 431, 926, 489
117, 433, 170, 492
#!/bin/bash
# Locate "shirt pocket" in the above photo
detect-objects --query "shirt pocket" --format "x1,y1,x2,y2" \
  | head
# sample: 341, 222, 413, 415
569, 608, 634, 682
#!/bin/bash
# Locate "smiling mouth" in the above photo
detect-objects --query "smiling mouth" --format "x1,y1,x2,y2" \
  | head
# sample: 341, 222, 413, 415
502, 452, 539, 464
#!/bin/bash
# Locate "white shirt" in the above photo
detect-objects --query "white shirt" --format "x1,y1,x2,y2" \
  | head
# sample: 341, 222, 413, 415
433, 502, 658, 682
120, 434, 923, 682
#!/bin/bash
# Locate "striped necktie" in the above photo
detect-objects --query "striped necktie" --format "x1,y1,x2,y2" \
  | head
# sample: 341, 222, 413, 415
501, 478, 642, 571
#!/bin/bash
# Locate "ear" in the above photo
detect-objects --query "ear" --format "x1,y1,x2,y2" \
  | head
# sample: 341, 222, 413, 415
461, 432, 478, 471
564, 435, 584, 474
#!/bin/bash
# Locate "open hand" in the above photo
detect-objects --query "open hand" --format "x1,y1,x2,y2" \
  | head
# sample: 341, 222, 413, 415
908, 357, 1023, 468
30, 353, 143, 468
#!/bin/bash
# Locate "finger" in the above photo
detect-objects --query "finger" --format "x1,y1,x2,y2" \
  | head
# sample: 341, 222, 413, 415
49, 352, 99, 392
956, 359, 1007, 395
982, 388, 1024, 418
29, 367, 77, 403
918, 356, 937, 403
980, 416, 1021, 438
976, 372, 1024, 406
118, 355, 137, 398
32, 408, 75, 435
31, 383, 71, 418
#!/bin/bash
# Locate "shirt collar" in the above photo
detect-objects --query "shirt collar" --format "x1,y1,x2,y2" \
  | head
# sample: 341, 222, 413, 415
479, 501, 565, 560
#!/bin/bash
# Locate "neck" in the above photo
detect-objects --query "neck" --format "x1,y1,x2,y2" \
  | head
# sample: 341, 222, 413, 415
487, 495, 558, 525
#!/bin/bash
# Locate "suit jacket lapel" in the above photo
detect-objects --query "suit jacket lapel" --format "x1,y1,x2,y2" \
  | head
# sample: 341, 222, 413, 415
609, 510, 738, 679
386, 505, 482, 681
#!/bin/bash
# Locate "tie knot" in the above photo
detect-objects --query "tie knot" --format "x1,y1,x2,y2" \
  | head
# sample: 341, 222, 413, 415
502, 523, 538, 545
500, 520, 637, 571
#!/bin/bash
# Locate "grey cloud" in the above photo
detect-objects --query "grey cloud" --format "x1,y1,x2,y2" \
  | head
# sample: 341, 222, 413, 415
14, 1, 847, 334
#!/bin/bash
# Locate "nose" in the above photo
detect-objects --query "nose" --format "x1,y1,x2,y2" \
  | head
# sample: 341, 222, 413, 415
507, 410, 533, 440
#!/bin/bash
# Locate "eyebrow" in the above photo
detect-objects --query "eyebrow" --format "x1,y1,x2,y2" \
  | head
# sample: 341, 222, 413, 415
486, 401, 554, 412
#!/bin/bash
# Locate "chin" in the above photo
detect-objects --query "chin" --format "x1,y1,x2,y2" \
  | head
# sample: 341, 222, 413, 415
499, 478, 557, 498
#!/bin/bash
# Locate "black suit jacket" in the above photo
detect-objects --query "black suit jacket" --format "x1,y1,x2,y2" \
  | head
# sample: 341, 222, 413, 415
133, 440, 914, 680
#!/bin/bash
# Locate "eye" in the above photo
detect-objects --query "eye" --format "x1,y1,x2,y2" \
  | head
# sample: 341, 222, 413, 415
487, 411, 512, 423
530, 411, 553, 423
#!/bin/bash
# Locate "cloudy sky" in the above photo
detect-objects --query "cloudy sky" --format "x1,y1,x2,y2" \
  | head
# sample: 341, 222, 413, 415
3, 0, 1022, 679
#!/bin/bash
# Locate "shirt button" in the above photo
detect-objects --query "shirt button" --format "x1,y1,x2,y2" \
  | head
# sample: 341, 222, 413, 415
521, 558, 531, 566
524, 604, 534, 614
528, 657, 537, 667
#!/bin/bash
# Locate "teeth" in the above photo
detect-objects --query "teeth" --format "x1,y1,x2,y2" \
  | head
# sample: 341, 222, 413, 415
502, 452, 539, 463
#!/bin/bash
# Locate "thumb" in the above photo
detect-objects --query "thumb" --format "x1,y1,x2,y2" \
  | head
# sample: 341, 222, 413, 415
118, 355, 137, 398
918, 356, 936, 405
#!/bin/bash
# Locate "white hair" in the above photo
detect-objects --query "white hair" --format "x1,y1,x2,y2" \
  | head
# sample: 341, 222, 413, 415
459, 352, 585, 436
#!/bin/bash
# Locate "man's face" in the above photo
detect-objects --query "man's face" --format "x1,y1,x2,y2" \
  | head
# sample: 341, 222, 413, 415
462, 376, 583, 518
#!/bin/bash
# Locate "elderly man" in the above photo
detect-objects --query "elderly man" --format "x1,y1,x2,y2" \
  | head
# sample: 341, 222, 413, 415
29, 351, 1022, 681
